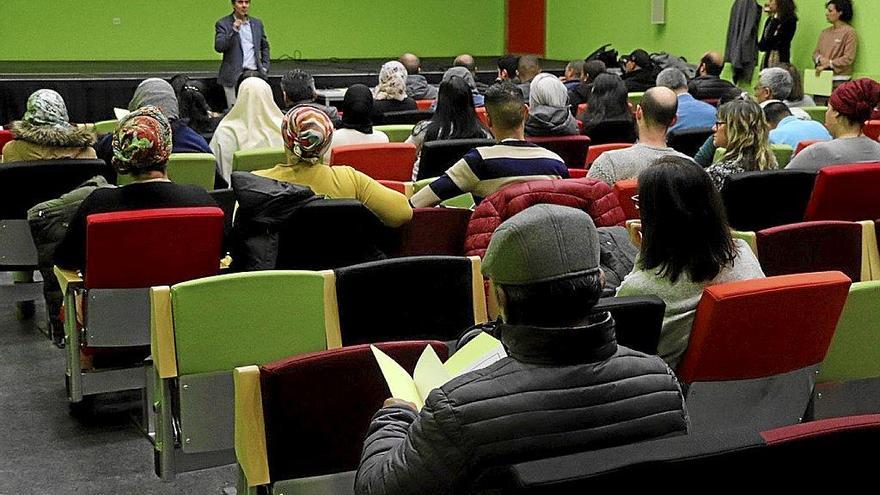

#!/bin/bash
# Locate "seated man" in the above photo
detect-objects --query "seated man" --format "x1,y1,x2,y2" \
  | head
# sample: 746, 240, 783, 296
355, 204, 689, 495
568, 59, 606, 114
656, 68, 717, 133
516, 55, 541, 102
494, 54, 520, 84
454, 53, 489, 93
622, 49, 657, 93
588, 86, 690, 185
280, 69, 342, 128
561, 60, 585, 91
409, 82, 567, 208
55, 107, 216, 271
688, 51, 738, 100
754, 67, 811, 120
764, 101, 832, 150
400, 52, 439, 100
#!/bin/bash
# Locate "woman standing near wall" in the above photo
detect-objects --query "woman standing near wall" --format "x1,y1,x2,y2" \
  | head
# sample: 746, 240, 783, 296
813, 0, 857, 85
758, 0, 798, 69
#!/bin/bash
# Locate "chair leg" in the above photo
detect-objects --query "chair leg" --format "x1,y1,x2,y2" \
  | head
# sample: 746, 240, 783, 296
155, 377, 178, 481
13, 270, 35, 320
64, 288, 83, 403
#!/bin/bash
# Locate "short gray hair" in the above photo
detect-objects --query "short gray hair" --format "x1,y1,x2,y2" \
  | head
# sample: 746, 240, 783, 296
759, 67, 793, 100
656, 68, 688, 90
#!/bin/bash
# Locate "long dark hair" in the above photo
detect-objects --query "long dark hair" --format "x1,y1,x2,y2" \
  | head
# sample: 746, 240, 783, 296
637, 156, 737, 283
582, 73, 633, 125
178, 81, 215, 134
776, 0, 798, 20
425, 76, 487, 141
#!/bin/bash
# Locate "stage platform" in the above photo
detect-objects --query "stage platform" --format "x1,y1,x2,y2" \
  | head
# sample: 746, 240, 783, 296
0, 57, 568, 124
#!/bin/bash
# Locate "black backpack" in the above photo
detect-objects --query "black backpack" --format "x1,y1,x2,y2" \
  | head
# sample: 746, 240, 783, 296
585, 44, 620, 69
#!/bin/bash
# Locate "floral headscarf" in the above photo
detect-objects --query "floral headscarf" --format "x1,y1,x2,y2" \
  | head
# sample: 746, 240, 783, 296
374, 61, 409, 101
23, 89, 71, 128
111, 106, 173, 173
281, 106, 334, 164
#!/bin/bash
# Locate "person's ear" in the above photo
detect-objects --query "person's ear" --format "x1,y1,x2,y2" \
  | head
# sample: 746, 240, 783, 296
521, 104, 530, 122
635, 104, 644, 121
668, 114, 678, 128
599, 269, 607, 289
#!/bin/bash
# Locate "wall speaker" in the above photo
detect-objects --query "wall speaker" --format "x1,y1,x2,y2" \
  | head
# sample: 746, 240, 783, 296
652, 0, 666, 24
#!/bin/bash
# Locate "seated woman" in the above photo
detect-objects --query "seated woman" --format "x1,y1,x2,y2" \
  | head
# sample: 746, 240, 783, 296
253, 107, 412, 227
323, 84, 389, 159
772, 62, 816, 108
579, 74, 637, 145
407, 76, 492, 180
787, 78, 880, 172
617, 156, 765, 369
178, 79, 222, 139
371, 61, 418, 121
705, 98, 777, 190
210, 76, 284, 181
2, 89, 96, 163
54, 106, 217, 271
525, 73, 579, 136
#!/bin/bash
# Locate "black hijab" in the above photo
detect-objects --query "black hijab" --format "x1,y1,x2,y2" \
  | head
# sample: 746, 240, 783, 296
341, 84, 374, 134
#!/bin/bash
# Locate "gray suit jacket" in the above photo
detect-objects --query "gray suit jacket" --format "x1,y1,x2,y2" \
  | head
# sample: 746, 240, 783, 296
214, 14, 270, 87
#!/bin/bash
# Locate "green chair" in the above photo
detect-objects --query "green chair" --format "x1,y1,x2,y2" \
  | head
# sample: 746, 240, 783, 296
149, 270, 341, 480
813, 281, 880, 419
93, 119, 118, 135
712, 147, 726, 164
627, 92, 644, 108
233, 147, 286, 173
413, 178, 475, 209
770, 144, 793, 168
802, 106, 828, 123
117, 153, 217, 190
374, 124, 415, 143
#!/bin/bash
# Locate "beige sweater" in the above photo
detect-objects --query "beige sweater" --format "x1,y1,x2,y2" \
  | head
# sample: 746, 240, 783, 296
813, 24, 858, 77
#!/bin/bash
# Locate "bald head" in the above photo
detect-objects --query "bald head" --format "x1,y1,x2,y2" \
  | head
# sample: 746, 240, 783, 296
640, 87, 679, 128
517, 55, 541, 82
699, 51, 724, 77
454, 54, 477, 75
399, 53, 420, 75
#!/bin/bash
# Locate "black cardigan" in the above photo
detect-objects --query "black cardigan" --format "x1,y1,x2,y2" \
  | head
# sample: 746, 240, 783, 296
758, 16, 797, 67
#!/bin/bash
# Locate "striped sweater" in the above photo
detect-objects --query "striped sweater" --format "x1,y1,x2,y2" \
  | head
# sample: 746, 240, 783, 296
410, 140, 568, 207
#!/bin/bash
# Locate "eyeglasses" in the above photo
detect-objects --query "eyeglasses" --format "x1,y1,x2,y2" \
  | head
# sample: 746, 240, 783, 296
714, 121, 726, 126
631, 194, 640, 209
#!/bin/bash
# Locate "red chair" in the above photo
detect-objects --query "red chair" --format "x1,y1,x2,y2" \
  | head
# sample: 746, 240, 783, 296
568, 168, 587, 178
526, 135, 591, 168
677, 272, 852, 433
235, 341, 448, 491
329, 143, 416, 181
415, 99, 435, 111
576, 103, 588, 118
701, 98, 720, 107
377, 179, 411, 196
0, 129, 13, 154
756, 221, 863, 282
613, 178, 639, 220
794, 139, 823, 156
390, 207, 472, 257
585, 142, 633, 167
476, 106, 490, 128
59, 207, 224, 404
803, 162, 880, 221
863, 120, 880, 141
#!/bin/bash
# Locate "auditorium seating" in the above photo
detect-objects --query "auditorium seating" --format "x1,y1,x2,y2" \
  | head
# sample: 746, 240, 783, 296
812, 281, 880, 419
612, 178, 639, 220
863, 120, 880, 141
721, 169, 817, 232
803, 162, 880, 222
801, 106, 827, 123
0, 129, 14, 153
794, 139, 823, 156
412, 178, 475, 208
149, 270, 339, 479
376, 179, 413, 196
592, 296, 664, 355
92, 119, 118, 135
118, 153, 216, 190
333, 256, 488, 345
377, 110, 434, 125
582, 122, 637, 148
667, 127, 713, 157
584, 143, 632, 167
771, 143, 794, 167
627, 92, 644, 108
234, 341, 448, 493
415, 99, 435, 111
525, 135, 591, 168
417, 138, 495, 180
373, 124, 415, 143
476, 106, 490, 127
56, 207, 223, 404
328, 143, 417, 181
389, 207, 472, 257
755, 221, 864, 282
232, 147, 286, 173
676, 272, 851, 433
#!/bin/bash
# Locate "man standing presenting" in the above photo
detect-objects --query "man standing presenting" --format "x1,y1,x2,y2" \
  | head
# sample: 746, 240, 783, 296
215, 0, 270, 109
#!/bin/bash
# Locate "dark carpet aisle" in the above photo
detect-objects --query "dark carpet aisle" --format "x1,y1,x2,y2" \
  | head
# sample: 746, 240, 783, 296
0, 274, 236, 494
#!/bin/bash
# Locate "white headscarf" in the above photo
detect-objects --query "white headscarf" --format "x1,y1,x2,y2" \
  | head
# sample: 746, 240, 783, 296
529, 73, 570, 109
373, 61, 408, 101
210, 77, 284, 180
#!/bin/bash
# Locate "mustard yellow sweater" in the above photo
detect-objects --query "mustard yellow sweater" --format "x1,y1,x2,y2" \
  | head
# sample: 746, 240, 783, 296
254, 161, 413, 227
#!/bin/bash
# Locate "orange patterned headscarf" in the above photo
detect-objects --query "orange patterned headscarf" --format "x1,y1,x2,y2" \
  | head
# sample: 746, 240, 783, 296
111, 106, 173, 173
281, 106, 334, 163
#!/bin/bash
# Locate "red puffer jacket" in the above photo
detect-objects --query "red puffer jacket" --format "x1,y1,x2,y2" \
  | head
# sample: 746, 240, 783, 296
464, 178, 626, 258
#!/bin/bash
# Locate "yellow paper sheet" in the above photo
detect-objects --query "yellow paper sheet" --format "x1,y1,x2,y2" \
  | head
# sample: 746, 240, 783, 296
444, 332, 507, 377
412, 346, 451, 403
370, 345, 423, 409
804, 70, 833, 97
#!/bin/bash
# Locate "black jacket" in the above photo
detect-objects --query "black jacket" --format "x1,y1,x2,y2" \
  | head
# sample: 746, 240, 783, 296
687, 75, 740, 101
758, 16, 797, 68
622, 68, 657, 93
355, 314, 689, 495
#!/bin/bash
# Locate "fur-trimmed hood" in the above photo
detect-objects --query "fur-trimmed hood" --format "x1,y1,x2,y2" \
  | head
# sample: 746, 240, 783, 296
9, 121, 96, 148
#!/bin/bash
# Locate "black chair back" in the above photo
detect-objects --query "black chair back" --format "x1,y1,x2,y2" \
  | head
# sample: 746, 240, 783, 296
722, 169, 818, 232
208, 188, 235, 253
593, 295, 664, 355
667, 127, 714, 157
377, 110, 434, 125
526, 135, 592, 168
0, 159, 116, 219
582, 119, 637, 146
418, 138, 496, 180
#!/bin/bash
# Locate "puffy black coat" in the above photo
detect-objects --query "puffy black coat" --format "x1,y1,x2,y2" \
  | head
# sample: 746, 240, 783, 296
687, 75, 739, 101
355, 313, 689, 495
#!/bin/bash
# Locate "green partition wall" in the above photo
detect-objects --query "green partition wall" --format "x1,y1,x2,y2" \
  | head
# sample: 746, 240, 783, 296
547, 0, 879, 81
2, 0, 504, 61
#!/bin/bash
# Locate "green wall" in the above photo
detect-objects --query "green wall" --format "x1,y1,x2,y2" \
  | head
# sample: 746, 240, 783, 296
2, 0, 504, 61
547, 0, 878, 80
